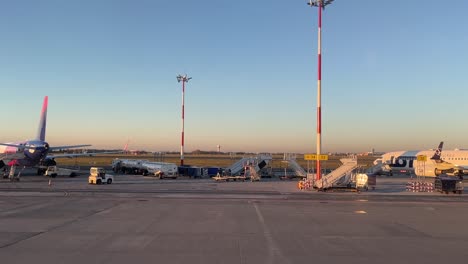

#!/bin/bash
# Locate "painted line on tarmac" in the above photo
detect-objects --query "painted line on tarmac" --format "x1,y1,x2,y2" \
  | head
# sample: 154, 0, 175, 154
252, 201, 291, 264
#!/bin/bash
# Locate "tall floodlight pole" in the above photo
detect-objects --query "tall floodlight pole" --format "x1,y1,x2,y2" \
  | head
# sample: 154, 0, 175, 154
307, 0, 334, 181
177, 74, 192, 166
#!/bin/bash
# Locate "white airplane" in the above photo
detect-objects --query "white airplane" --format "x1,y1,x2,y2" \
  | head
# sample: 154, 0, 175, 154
374, 142, 468, 177
0, 96, 120, 181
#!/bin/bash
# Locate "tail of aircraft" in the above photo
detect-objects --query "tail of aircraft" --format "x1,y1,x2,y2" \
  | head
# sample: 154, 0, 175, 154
36, 96, 48, 141
123, 139, 130, 153
431, 141, 444, 161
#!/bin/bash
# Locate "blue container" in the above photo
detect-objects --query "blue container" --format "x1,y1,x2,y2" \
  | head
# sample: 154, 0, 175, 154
207, 167, 220, 176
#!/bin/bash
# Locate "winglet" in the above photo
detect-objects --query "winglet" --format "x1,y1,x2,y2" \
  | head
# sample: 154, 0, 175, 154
431, 141, 444, 161
36, 96, 48, 141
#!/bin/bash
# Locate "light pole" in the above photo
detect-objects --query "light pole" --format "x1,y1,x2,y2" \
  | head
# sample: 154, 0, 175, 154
177, 74, 192, 166
307, 0, 334, 181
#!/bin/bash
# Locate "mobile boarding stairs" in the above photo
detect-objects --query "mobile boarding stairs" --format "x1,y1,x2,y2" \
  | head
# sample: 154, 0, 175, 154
225, 154, 272, 176
283, 153, 308, 178
314, 157, 359, 190
214, 154, 272, 182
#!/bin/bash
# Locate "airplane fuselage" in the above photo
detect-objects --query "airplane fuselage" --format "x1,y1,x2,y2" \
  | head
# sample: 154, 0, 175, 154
1, 96, 97, 180
0, 140, 49, 167
381, 150, 468, 172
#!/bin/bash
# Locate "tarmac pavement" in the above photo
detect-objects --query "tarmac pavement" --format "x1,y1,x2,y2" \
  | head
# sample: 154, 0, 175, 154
1, 173, 467, 264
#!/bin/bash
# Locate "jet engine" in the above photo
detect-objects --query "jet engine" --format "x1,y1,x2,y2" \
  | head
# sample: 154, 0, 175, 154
414, 163, 455, 177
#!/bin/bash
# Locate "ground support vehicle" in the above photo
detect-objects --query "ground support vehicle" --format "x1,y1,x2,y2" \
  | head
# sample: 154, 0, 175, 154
153, 170, 178, 179
212, 174, 246, 182
88, 167, 113, 185
434, 176, 463, 194
314, 158, 358, 191
44, 166, 79, 178
312, 172, 372, 193
245, 165, 261, 182
112, 159, 178, 178
143, 162, 178, 179
225, 155, 272, 176
355, 174, 369, 191
111, 159, 148, 175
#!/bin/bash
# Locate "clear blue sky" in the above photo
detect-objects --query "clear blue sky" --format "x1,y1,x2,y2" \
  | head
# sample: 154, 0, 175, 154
1, 0, 467, 153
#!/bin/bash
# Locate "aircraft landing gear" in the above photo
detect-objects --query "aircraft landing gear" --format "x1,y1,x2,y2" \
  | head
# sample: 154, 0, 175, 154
37, 168, 46, 175
8, 166, 25, 182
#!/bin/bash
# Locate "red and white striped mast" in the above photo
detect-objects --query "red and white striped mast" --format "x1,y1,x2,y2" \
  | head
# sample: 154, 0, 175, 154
177, 74, 192, 166
307, 0, 334, 181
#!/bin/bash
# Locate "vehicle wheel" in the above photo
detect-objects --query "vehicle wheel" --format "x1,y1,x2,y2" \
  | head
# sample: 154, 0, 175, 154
107, 179, 112, 184
51, 174, 57, 178
70, 172, 77, 177
97, 179, 102, 185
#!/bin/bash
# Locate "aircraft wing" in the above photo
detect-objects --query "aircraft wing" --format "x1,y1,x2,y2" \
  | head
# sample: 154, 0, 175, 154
47, 153, 95, 159
49, 144, 92, 151
46, 150, 123, 159
0, 143, 35, 149
0, 152, 26, 161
